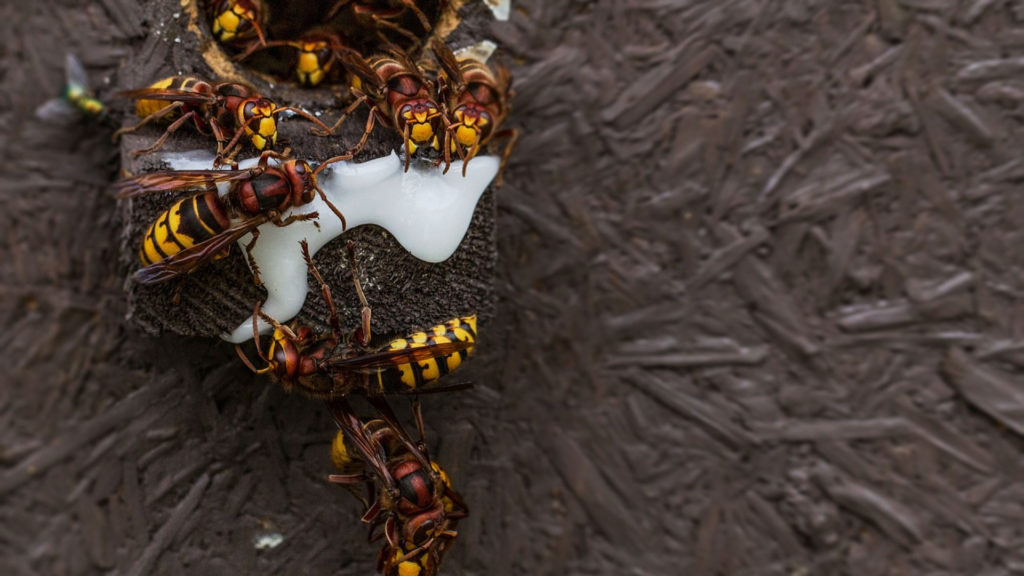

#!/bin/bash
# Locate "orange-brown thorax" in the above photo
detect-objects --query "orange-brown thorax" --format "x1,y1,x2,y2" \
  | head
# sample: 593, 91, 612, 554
368, 425, 450, 546
436, 54, 510, 159
370, 59, 443, 153
391, 458, 438, 514
265, 325, 334, 385
231, 160, 315, 217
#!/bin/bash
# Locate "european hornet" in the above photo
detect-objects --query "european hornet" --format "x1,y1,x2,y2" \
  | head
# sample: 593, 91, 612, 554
36, 53, 108, 124
236, 240, 478, 397
327, 397, 468, 576
235, 30, 358, 88
328, 0, 436, 50
112, 77, 329, 164
206, 0, 267, 47
432, 40, 518, 184
318, 48, 444, 172
114, 150, 348, 285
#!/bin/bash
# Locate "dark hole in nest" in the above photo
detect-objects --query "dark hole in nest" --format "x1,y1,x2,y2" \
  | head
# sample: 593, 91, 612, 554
204, 0, 447, 87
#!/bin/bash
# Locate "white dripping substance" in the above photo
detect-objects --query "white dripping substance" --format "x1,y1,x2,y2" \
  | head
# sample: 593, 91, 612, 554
162, 151, 498, 343
455, 40, 497, 63
483, 0, 511, 21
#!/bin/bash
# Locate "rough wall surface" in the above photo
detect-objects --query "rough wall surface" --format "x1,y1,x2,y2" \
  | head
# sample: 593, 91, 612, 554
5, 1, 1024, 575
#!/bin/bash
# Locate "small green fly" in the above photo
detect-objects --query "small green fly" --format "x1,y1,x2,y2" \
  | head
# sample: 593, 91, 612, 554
36, 53, 107, 123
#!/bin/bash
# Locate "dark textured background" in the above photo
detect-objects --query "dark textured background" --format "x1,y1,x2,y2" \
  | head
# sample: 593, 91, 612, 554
7, 0, 1024, 575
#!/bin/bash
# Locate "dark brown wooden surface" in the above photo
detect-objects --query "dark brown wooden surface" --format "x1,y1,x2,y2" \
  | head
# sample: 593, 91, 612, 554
6, 1, 1024, 575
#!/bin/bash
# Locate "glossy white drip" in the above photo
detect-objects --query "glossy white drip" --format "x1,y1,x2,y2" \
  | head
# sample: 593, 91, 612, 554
161, 150, 498, 343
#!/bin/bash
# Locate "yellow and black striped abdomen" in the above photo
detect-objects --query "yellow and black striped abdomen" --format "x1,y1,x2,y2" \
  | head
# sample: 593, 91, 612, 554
136, 76, 202, 119
295, 42, 332, 87
330, 429, 360, 473
375, 315, 478, 392
211, 0, 258, 43
139, 192, 230, 265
